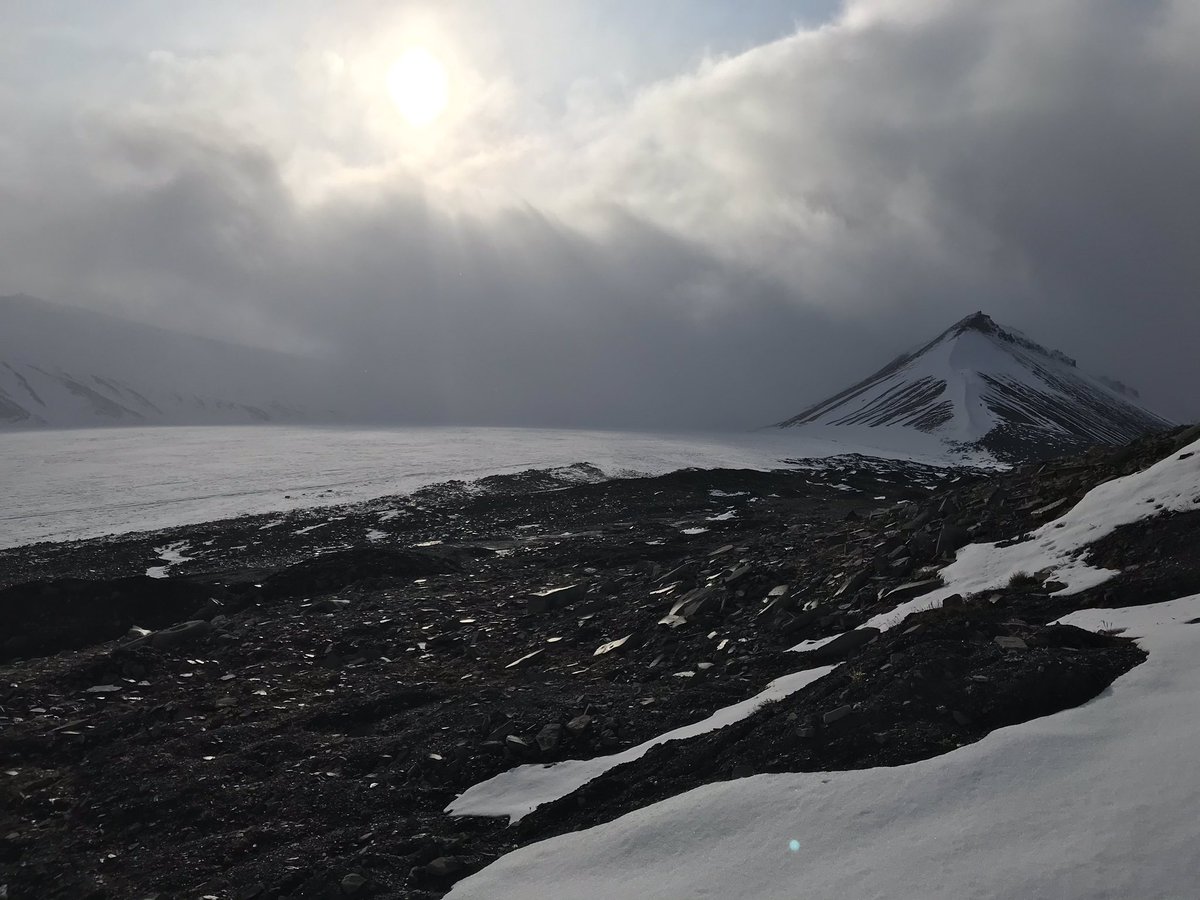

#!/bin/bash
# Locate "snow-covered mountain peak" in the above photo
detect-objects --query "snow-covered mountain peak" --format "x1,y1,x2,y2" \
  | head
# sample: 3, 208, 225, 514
777, 312, 1171, 461
0, 294, 327, 430
944, 311, 1077, 368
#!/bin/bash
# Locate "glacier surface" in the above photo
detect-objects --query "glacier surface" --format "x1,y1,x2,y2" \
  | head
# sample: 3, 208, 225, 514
0, 423, 992, 548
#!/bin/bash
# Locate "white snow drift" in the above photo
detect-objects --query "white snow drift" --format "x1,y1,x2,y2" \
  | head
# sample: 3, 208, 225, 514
447, 595, 1200, 900
447, 665, 834, 824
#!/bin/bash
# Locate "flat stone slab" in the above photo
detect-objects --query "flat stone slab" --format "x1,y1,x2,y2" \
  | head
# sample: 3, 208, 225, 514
527, 583, 586, 614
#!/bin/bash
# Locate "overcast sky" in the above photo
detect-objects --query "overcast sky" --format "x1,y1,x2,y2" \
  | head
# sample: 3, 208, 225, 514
1, 0, 1197, 428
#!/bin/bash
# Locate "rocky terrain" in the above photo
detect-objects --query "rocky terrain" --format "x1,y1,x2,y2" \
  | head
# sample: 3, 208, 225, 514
3, 424, 1200, 899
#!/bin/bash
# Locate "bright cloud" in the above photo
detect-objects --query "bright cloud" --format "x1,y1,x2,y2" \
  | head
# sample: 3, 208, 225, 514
0, 0, 1197, 427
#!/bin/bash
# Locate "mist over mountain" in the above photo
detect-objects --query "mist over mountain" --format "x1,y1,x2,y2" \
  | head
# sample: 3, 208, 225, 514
0, 294, 332, 428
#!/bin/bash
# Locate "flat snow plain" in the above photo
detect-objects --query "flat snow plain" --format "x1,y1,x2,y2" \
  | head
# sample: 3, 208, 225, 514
0, 424, 983, 548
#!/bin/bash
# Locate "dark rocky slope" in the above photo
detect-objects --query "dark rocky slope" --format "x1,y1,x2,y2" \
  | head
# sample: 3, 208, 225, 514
2, 424, 1199, 898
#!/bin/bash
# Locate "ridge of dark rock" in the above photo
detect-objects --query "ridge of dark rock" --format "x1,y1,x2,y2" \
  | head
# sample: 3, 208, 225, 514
2, 424, 1199, 897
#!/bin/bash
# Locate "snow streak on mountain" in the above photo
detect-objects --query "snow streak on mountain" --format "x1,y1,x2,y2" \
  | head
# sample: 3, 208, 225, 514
777, 312, 1172, 460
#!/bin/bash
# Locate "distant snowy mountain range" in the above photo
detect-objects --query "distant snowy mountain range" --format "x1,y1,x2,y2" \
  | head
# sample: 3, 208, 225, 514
1, 296, 1173, 462
0, 294, 327, 429
777, 312, 1171, 461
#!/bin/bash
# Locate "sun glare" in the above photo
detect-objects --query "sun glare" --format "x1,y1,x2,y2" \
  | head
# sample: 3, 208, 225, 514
387, 47, 450, 127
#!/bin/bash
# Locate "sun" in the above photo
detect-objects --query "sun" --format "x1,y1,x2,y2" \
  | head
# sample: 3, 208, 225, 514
387, 47, 450, 127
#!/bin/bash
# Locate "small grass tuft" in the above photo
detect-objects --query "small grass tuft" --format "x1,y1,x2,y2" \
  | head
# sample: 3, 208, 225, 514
1007, 570, 1041, 589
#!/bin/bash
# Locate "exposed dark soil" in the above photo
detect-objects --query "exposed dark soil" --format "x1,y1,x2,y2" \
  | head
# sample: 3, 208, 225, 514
2, 425, 1195, 900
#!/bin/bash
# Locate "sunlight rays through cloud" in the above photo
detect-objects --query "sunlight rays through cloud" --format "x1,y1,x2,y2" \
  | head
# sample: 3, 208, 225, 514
0, 0, 1197, 425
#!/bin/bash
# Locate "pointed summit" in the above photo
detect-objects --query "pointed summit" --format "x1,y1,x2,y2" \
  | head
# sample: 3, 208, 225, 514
777, 313, 1171, 461
952, 310, 996, 333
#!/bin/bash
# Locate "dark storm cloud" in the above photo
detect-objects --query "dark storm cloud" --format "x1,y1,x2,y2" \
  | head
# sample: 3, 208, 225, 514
0, 116, 882, 428
608, 0, 1200, 419
0, 0, 1197, 426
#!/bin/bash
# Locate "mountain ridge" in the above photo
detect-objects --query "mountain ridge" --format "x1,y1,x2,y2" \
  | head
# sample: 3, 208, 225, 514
777, 311, 1171, 461
0, 293, 329, 429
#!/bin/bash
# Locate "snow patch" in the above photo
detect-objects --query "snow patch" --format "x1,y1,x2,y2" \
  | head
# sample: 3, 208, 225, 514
447, 665, 834, 824
867, 435, 1200, 630
145, 541, 192, 579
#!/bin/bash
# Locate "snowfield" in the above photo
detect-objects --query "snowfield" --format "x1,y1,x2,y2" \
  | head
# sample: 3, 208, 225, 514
0, 424, 992, 548
446, 435, 1200, 899
448, 595, 1200, 900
